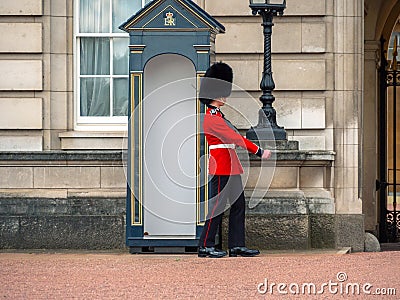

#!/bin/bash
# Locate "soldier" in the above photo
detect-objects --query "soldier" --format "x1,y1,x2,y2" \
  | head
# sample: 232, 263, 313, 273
198, 62, 271, 258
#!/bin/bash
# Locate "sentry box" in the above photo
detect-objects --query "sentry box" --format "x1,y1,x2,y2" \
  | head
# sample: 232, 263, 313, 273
120, 0, 225, 253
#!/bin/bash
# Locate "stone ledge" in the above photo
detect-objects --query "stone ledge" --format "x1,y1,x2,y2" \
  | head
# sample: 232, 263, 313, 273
58, 132, 126, 138
59, 132, 127, 150
0, 151, 123, 161
244, 188, 335, 215
0, 198, 126, 216
0, 189, 127, 199
0, 149, 333, 163
254, 140, 299, 150
275, 150, 335, 161
238, 149, 335, 164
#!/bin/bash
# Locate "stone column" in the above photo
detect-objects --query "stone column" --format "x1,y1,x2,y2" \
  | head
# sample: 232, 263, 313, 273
333, 0, 364, 214
44, 0, 71, 150
363, 40, 380, 232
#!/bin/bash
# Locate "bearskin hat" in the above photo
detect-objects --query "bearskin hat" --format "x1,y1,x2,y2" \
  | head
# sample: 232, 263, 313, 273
199, 62, 233, 105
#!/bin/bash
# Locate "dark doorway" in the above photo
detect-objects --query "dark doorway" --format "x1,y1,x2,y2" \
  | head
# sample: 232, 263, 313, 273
377, 35, 400, 243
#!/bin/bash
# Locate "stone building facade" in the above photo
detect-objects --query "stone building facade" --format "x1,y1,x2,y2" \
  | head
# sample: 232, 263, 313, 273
0, 0, 398, 251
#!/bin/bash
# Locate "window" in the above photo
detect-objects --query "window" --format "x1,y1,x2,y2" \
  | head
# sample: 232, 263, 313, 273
75, 0, 151, 130
388, 32, 400, 61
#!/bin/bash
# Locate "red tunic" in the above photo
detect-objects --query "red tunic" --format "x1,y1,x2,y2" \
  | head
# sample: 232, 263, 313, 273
204, 106, 261, 175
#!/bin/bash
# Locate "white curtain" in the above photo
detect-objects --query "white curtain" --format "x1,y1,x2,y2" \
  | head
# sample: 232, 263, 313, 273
112, 0, 142, 32
112, 1, 141, 116
113, 38, 129, 116
80, 37, 110, 116
79, 0, 142, 117
80, 0, 110, 33
80, 0, 110, 116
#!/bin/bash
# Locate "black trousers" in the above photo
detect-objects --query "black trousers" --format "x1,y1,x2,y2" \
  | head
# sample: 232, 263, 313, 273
198, 175, 245, 248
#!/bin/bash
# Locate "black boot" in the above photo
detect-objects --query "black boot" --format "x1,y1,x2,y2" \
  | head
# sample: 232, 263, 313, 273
229, 247, 260, 257
198, 247, 227, 258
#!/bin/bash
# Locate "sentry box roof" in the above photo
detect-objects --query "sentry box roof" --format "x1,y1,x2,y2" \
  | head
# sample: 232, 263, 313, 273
119, 0, 225, 34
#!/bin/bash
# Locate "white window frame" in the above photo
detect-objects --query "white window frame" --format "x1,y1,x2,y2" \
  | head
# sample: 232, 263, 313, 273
74, 0, 147, 131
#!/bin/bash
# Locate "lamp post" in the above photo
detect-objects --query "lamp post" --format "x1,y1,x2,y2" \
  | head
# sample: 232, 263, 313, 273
246, 0, 287, 141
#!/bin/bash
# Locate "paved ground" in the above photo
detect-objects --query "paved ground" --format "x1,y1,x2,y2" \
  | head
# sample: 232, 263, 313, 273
0, 249, 399, 299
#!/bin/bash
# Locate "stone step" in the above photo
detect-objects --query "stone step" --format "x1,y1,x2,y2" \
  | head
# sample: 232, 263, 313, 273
244, 189, 335, 215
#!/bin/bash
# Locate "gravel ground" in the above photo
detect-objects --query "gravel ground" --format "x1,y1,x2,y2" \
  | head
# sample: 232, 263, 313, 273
0, 250, 399, 299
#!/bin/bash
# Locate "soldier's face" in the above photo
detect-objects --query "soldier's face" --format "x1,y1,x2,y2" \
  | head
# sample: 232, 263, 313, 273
214, 97, 227, 107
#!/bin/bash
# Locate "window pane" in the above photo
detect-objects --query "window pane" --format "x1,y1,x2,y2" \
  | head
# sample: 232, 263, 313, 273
113, 38, 129, 75
113, 0, 142, 32
81, 78, 110, 116
80, 0, 110, 33
113, 78, 129, 116
80, 38, 110, 75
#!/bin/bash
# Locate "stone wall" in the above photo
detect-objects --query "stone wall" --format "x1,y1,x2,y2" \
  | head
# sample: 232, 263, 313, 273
0, 151, 126, 199
362, 0, 400, 233
0, 151, 126, 250
0, 150, 366, 251
205, 0, 333, 152
0, 0, 339, 151
0, 0, 368, 250
0, 0, 74, 151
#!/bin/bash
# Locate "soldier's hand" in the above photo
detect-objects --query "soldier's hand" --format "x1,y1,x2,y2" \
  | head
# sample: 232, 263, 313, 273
261, 149, 272, 160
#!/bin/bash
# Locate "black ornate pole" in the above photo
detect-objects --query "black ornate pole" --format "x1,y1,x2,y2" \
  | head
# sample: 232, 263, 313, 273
246, 1, 287, 141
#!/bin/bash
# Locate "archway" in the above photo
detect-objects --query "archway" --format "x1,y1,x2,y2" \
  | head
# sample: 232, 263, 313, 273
363, 0, 400, 241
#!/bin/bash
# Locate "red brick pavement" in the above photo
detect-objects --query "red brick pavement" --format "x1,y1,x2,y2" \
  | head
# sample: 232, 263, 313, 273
0, 250, 399, 299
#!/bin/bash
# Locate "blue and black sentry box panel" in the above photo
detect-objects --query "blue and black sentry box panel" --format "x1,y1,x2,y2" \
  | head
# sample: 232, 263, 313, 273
120, 0, 225, 253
